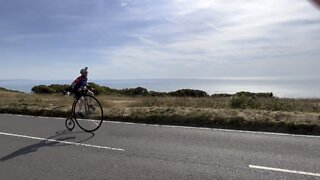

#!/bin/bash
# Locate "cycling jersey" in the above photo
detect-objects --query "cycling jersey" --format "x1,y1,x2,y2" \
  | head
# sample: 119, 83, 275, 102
71, 76, 88, 91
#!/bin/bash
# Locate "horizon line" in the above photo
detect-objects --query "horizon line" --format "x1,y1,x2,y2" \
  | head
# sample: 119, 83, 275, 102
1, 76, 319, 81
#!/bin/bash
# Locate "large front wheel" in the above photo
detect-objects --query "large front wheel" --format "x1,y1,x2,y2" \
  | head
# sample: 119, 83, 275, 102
73, 95, 104, 132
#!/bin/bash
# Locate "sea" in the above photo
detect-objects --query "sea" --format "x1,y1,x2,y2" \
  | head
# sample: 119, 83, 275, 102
0, 78, 319, 98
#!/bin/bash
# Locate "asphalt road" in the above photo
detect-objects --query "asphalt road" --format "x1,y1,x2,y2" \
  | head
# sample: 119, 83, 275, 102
0, 114, 319, 180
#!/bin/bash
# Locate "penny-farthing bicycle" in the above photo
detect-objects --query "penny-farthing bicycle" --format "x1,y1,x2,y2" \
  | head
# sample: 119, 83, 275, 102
65, 89, 103, 132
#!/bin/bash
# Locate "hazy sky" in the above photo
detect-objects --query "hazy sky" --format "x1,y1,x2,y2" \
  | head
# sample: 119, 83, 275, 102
1, 0, 320, 80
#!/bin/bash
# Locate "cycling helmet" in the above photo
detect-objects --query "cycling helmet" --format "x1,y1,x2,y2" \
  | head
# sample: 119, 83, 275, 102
80, 67, 88, 76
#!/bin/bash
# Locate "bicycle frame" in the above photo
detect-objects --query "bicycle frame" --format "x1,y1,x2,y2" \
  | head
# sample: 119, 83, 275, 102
66, 94, 103, 132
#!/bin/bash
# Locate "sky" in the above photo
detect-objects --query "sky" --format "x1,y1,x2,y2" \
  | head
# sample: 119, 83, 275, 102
1, 0, 320, 80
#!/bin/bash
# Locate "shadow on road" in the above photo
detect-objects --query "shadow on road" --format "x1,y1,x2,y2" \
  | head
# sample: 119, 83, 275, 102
0, 130, 95, 161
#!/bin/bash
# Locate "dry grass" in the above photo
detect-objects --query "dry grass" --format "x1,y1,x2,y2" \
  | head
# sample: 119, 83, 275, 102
1, 90, 320, 135
0, 91, 73, 111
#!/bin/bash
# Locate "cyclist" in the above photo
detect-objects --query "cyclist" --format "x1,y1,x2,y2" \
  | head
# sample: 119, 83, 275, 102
71, 67, 95, 117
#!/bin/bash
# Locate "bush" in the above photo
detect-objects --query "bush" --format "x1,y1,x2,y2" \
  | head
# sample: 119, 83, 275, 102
230, 91, 275, 109
267, 98, 293, 111
48, 84, 70, 93
230, 95, 261, 109
169, 89, 209, 97
0, 87, 22, 93
235, 91, 273, 98
0, 87, 10, 91
31, 85, 56, 94
149, 91, 168, 97
88, 83, 107, 95
88, 82, 122, 95
211, 93, 232, 97
88, 83, 151, 96
121, 87, 149, 96
230, 96, 248, 109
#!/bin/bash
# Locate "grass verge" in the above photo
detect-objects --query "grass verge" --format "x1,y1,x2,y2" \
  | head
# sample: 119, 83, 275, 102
1, 106, 319, 135
0, 90, 320, 135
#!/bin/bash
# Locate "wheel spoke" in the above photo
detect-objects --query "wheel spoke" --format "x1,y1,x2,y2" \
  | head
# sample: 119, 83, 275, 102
73, 95, 103, 132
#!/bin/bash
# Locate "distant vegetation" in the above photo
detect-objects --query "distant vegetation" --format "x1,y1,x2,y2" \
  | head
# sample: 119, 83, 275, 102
1, 85, 320, 135
0, 87, 23, 93
31, 84, 70, 94
169, 89, 208, 97
1, 87, 320, 135
0, 87, 12, 92
22, 83, 320, 113
30, 82, 272, 98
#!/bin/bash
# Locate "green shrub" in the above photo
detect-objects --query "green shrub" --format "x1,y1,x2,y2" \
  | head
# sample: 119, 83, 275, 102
169, 89, 209, 97
31, 85, 56, 94
0, 87, 22, 93
121, 87, 149, 96
211, 93, 232, 97
230, 96, 248, 109
149, 91, 168, 97
235, 91, 273, 98
0, 87, 10, 92
48, 84, 70, 93
88, 82, 122, 95
269, 98, 293, 111
88, 82, 107, 95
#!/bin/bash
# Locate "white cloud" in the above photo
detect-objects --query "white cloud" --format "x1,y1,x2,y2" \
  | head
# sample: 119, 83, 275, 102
1, 0, 320, 80
92, 0, 320, 78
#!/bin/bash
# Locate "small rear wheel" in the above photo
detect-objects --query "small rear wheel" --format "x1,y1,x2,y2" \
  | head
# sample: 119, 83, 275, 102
65, 117, 75, 131
73, 95, 104, 132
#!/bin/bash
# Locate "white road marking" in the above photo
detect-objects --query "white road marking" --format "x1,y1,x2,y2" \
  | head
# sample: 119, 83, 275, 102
102, 120, 320, 138
39, 116, 50, 119
77, 118, 100, 122
76, 118, 101, 126
2, 113, 320, 138
249, 165, 320, 177
0, 131, 125, 152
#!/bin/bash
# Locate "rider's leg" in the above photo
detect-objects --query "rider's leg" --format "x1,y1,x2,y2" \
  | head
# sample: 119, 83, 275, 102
78, 96, 84, 112
87, 90, 94, 105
